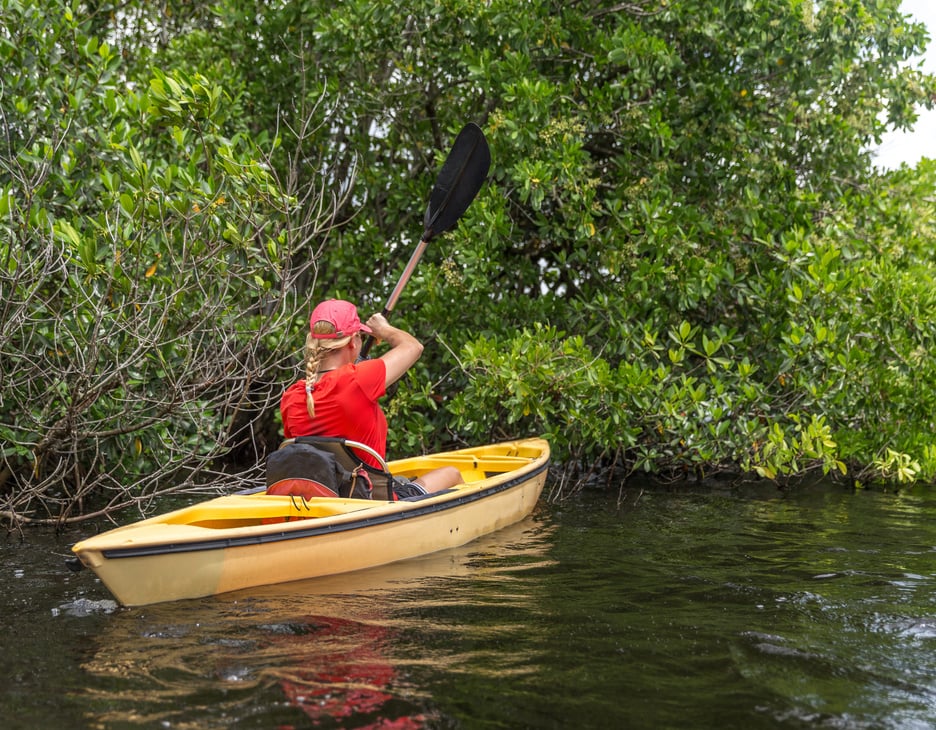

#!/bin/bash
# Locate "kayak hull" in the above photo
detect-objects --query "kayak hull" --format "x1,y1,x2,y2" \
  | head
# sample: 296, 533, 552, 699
72, 438, 549, 606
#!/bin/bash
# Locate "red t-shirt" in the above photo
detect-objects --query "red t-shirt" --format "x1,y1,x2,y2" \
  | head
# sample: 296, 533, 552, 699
280, 359, 388, 467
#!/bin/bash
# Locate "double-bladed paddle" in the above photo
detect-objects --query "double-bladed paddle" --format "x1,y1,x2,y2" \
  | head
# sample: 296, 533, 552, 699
361, 123, 491, 358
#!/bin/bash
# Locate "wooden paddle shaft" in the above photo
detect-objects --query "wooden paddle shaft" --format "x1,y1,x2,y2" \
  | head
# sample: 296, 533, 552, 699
381, 235, 430, 316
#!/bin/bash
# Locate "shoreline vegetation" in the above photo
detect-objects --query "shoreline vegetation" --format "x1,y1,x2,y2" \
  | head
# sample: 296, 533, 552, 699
2, 1, 935, 528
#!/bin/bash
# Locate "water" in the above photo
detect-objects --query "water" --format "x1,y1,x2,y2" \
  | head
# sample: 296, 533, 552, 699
2, 480, 935, 729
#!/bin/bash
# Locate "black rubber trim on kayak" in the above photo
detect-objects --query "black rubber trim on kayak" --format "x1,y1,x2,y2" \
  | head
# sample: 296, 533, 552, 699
99, 459, 549, 560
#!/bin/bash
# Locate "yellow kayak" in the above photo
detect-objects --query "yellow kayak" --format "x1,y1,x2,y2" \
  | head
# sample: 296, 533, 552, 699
71, 438, 549, 606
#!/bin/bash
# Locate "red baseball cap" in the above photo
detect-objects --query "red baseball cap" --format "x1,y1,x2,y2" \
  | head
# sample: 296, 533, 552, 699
309, 299, 373, 339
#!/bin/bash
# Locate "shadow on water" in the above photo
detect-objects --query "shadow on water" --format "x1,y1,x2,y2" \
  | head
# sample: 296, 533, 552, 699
3, 480, 936, 729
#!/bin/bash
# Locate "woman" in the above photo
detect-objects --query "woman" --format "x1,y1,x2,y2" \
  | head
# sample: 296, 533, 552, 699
280, 299, 462, 495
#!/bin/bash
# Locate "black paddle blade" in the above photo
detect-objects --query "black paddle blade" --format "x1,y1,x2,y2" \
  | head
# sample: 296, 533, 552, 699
423, 122, 491, 241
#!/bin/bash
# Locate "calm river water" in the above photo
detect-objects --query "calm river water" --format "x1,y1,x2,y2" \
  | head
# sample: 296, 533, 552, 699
2, 479, 935, 729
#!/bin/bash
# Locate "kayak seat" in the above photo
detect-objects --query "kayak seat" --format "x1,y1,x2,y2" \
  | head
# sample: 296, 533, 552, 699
277, 436, 397, 501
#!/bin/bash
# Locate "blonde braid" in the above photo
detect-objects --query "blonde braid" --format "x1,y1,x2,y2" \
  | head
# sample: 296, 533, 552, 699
304, 321, 351, 419
304, 334, 323, 419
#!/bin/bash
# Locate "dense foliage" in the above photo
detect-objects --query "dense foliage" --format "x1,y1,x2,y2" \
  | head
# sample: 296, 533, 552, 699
2, 0, 935, 525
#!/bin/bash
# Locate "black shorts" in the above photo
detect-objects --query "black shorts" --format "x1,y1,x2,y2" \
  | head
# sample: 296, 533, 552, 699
392, 478, 428, 499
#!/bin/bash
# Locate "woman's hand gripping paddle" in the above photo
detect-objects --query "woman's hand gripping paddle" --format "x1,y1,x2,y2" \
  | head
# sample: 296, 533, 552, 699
361, 123, 491, 358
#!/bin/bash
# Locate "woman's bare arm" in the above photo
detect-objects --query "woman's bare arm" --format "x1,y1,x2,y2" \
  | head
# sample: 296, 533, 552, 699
365, 313, 424, 386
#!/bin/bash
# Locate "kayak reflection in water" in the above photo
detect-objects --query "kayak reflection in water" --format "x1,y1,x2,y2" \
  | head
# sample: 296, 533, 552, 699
271, 614, 427, 729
